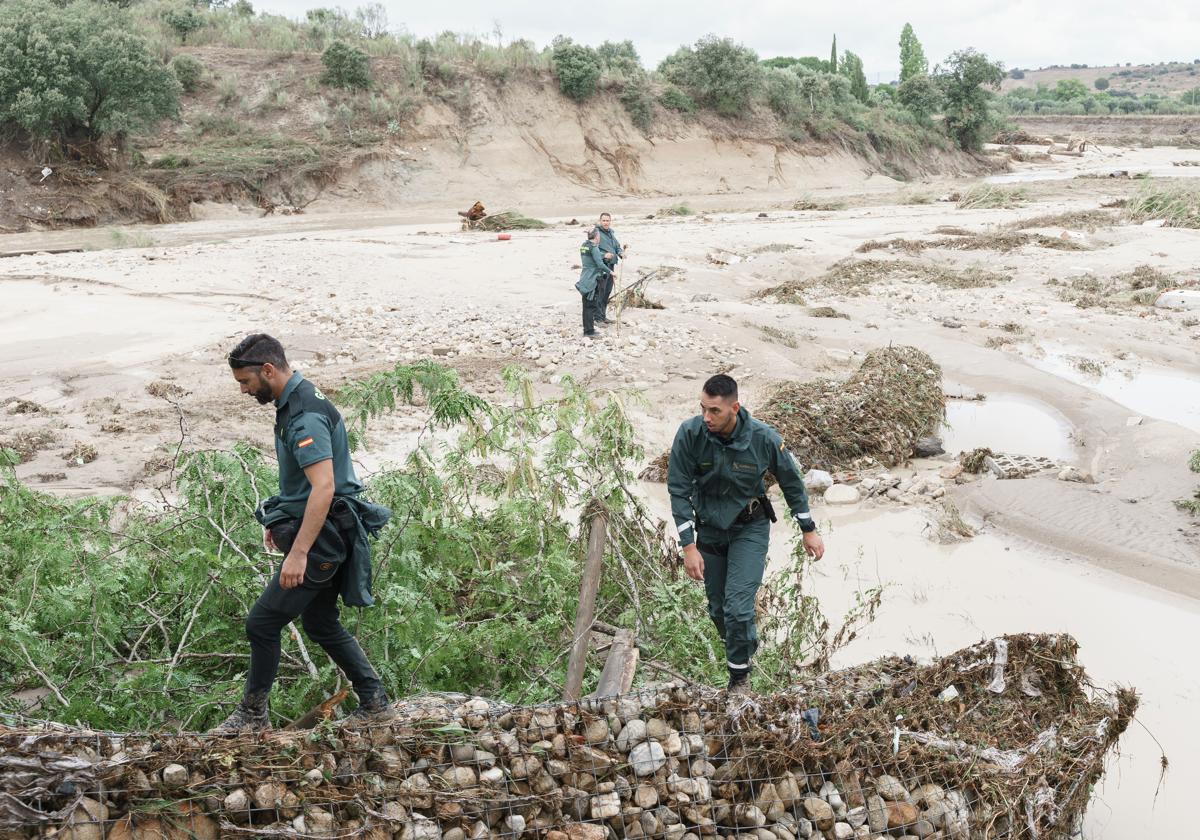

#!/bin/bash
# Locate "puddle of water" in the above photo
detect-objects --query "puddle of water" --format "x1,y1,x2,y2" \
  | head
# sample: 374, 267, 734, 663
941, 394, 1076, 461
1025, 346, 1200, 433
778, 506, 1200, 840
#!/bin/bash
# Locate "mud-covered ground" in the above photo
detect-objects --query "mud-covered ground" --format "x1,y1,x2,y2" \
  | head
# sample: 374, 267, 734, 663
3, 145, 1199, 838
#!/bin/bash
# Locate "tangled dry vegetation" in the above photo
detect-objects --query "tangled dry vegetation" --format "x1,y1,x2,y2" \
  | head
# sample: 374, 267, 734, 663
639, 348, 943, 478
762, 259, 1009, 301
1125, 184, 1200, 229
956, 185, 1028, 210
756, 346, 945, 471
1049, 265, 1175, 308
0, 635, 1135, 840
1006, 209, 1119, 232
472, 212, 550, 231
856, 231, 1087, 255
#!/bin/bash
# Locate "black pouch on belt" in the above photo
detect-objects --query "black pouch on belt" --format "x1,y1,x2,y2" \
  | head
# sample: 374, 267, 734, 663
736, 495, 776, 525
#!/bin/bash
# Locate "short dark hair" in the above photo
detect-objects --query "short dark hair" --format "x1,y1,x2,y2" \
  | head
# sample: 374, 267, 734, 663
228, 333, 288, 369
587, 227, 601, 241
599, 212, 611, 220
702, 374, 738, 400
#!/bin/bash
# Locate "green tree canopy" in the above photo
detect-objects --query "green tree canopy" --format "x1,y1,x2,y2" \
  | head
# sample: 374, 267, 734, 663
0, 0, 180, 144
1053, 78, 1089, 100
551, 38, 603, 101
597, 40, 642, 77
897, 73, 942, 122
320, 40, 370, 89
899, 23, 928, 82
659, 35, 763, 116
936, 48, 1004, 150
840, 50, 869, 103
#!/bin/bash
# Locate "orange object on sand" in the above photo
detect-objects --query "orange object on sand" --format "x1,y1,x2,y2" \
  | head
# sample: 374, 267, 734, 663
497, 233, 511, 241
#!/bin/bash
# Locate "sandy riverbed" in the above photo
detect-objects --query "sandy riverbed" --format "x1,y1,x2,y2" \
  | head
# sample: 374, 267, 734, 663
2, 145, 1198, 837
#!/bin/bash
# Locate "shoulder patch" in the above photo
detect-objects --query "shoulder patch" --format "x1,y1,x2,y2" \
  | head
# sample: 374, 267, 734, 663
780, 440, 786, 451
312, 387, 327, 401
298, 437, 315, 448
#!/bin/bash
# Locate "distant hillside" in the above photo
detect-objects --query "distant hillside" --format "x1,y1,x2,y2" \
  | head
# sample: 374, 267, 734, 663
1003, 61, 1200, 98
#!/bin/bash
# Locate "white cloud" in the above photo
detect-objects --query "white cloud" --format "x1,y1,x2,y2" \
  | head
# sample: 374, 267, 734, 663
251, 0, 1200, 82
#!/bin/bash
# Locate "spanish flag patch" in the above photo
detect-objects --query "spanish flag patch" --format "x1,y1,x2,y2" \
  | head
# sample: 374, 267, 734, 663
298, 437, 315, 448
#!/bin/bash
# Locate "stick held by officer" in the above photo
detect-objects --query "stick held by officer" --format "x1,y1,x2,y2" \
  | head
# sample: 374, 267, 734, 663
667, 374, 824, 694
213, 333, 393, 732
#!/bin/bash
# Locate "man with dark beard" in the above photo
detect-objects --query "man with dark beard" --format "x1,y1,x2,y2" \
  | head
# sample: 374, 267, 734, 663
213, 333, 392, 732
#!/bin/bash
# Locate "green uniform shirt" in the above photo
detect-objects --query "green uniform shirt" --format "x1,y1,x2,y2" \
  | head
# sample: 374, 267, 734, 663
273, 372, 363, 518
667, 406, 814, 546
576, 241, 610, 298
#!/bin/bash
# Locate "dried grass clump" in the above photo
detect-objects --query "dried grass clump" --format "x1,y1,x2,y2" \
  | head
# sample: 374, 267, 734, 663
792, 196, 846, 211
638, 450, 670, 481
807, 306, 849, 319
960, 446, 994, 473
1007, 209, 1119, 231
957, 184, 1028, 210
860, 231, 1087, 254
1126, 185, 1200, 228
618, 288, 664, 310
1054, 265, 1174, 308
0, 430, 57, 464
756, 346, 945, 470
472, 210, 549, 230
761, 258, 1009, 299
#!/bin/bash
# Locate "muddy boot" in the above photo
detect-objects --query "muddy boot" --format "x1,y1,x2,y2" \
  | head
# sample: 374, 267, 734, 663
345, 689, 397, 726
727, 670, 752, 697
209, 691, 270, 735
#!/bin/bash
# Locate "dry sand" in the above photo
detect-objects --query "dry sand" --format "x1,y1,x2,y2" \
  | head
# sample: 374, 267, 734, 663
2, 145, 1198, 836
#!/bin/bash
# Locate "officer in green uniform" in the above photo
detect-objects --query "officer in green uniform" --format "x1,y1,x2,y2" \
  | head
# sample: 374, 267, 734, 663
214, 333, 393, 732
595, 212, 625, 324
667, 374, 824, 693
576, 227, 613, 339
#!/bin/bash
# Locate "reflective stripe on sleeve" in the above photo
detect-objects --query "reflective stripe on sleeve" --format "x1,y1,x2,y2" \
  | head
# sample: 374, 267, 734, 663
677, 520, 694, 537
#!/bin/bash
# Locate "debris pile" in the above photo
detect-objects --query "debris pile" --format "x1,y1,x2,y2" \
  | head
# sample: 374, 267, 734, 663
471, 211, 550, 231
756, 346, 945, 472
1, 635, 1134, 840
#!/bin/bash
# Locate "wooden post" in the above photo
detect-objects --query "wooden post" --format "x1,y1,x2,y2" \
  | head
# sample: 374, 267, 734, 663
590, 628, 639, 698
564, 511, 608, 702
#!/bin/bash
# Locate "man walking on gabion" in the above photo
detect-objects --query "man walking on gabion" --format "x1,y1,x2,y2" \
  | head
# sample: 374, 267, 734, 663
667, 374, 824, 694
213, 333, 393, 732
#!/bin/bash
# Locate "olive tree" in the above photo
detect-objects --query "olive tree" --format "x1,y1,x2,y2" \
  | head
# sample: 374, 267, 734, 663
0, 0, 180, 145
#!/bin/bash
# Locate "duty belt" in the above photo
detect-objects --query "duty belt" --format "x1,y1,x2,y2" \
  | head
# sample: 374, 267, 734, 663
735, 495, 777, 525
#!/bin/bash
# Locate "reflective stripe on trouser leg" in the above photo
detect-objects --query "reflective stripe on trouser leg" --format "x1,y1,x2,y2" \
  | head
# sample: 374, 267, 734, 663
699, 518, 770, 669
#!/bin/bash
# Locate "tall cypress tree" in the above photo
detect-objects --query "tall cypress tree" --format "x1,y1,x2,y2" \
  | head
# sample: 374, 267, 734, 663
830, 34, 837, 73
898, 23, 928, 83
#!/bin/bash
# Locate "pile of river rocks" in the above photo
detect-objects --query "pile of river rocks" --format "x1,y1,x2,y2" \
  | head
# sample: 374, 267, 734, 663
30, 689, 978, 840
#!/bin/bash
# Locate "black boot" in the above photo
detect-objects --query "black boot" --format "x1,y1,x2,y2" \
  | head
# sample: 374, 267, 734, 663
346, 688, 396, 726
727, 667, 752, 696
209, 690, 270, 734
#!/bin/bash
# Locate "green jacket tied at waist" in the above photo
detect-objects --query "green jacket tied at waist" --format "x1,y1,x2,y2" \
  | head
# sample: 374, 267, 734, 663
576, 241, 610, 299
667, 406, 814, 546
256, 493, 390, 608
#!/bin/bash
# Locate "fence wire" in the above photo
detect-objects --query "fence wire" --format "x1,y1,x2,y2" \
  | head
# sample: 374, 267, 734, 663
0, 634, 1132, 840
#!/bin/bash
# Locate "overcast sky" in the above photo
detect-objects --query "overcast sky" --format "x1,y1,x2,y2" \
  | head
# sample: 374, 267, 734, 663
252, 0, 1197, 82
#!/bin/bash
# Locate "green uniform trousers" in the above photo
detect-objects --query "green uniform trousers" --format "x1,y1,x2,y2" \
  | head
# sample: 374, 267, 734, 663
697, 518, 770, 673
